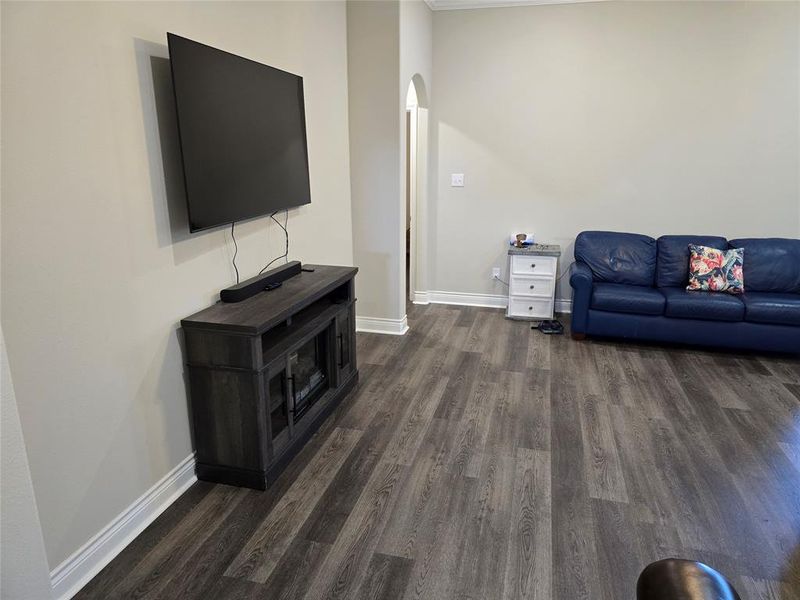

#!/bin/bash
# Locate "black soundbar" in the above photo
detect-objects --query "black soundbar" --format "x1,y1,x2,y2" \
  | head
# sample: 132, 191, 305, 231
220, 261, 302, 303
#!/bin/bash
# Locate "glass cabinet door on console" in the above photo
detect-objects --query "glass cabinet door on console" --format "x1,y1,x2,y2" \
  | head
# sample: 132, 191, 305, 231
265, 364, 290, 456
334, 305, 355, 384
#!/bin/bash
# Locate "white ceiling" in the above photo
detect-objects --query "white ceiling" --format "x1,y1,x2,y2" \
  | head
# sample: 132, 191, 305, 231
424, 0, 607, 10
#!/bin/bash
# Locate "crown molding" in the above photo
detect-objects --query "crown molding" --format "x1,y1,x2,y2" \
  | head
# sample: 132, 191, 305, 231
424, 0, 607, 10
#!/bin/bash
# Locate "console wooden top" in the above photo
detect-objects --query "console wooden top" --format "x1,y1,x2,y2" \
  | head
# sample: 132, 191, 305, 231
181, 264, 358, 335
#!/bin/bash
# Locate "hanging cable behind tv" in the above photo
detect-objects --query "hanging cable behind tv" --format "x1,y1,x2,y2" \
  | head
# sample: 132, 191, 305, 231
221, 210, 297, 303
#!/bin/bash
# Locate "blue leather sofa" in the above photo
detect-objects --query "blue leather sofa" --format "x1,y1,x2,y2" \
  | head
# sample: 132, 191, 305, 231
569, 231, 800, 353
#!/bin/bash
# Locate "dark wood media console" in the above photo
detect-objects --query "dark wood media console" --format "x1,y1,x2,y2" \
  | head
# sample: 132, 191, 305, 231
181, 265, 358, 490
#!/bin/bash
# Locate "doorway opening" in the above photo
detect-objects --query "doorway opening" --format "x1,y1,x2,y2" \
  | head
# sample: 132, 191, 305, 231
404, 75, 428, 316
405, 81, 418, 306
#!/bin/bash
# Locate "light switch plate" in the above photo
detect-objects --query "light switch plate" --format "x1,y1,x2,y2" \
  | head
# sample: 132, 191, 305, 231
451, 173, 464, 187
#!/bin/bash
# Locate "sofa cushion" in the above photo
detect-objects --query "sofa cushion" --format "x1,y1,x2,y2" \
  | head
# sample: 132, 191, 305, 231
740, 292, 800, 326
591, 283, 665, 316
575, 231, 657, 286
661, 287, 745, 322
729, 238, 800, 293
656, 235, 728, 288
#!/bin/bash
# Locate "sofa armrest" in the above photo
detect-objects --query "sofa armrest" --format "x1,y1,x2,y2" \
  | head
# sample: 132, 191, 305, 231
569, 261, 593, 335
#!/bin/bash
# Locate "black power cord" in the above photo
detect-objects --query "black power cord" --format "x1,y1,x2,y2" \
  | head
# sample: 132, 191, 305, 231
259, 209, 289, 275
230, 221, 240, 284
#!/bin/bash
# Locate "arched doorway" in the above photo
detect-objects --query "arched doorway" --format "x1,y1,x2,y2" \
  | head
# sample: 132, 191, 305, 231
404, 75, 429, 313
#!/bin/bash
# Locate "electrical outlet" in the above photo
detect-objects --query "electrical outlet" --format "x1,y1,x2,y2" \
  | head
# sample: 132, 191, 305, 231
491, 267, 501, 280
451, 173, 465, 187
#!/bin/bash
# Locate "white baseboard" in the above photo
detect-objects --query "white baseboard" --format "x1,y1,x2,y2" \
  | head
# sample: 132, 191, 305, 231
356, 315, 409, 335
411, 291, 430, 305
412, 290, 573, 313
555, 298, 572, 314
427, 290, 508, 308
50, 453, 197, 600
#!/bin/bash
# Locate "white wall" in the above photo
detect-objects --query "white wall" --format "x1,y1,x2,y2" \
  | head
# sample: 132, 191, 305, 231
348, 0, 403, 325
1, 329, 54, 600
431, 1, 800, 305
401, 0, 433, 100
348, 0, 432, 328
1, 0, 353, 569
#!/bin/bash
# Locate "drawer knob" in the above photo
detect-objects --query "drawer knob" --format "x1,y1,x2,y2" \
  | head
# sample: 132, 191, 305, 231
529, 284, 535, 289
531, 263, 536, 268
529, 306, 533, 310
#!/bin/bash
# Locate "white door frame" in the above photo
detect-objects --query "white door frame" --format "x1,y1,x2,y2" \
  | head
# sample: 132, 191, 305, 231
407, 106, 418, 302
403, 76, 429, 311
414, 106, 429, 304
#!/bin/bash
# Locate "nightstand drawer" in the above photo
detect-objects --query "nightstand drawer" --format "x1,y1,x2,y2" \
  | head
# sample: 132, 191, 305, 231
507, 297, 553, 319
511, 255, 556, 276
510, 275, 553, 298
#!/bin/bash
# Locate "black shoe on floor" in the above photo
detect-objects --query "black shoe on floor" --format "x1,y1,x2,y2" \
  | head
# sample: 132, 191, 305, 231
537, 320, 554, 333
536, 319, 564, 335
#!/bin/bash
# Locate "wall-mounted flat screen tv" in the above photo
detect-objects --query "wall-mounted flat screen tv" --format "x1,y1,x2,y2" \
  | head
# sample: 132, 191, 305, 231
167, 33, 311, 233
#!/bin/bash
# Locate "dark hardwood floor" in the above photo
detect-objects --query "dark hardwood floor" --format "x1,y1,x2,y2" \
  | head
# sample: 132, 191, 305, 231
76, 303, 800, 599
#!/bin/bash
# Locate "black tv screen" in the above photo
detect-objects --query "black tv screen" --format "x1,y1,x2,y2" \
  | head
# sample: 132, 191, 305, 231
167, 33, 311, 232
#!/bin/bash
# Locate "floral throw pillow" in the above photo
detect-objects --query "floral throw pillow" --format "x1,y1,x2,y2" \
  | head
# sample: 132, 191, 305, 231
687, 244, 744, 294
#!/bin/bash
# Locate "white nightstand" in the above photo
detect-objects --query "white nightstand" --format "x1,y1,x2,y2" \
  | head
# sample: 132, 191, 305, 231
505, 244, 562, 320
